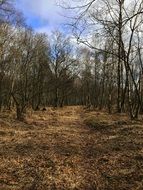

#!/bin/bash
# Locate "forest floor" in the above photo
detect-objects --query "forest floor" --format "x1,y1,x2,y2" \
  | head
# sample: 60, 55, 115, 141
0, 106, 143, 190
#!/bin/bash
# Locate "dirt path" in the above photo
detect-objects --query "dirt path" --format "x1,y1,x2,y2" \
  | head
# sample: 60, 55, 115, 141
0, 106, 143, 190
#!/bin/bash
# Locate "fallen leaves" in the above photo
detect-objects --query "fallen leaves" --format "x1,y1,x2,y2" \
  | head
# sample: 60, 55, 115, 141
0, 106, 143, 189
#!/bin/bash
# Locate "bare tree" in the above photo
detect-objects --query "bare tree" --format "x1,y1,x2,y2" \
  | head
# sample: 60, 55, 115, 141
60, 0, 143, 118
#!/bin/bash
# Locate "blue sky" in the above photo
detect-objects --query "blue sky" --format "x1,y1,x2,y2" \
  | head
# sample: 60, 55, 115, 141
15, 0, 70, 34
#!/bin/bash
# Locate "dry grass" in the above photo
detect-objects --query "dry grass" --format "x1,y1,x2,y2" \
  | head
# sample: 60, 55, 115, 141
0, 106, 143, 189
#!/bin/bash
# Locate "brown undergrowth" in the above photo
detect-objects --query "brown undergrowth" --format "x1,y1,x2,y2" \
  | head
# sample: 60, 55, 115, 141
0, 107, 143, 189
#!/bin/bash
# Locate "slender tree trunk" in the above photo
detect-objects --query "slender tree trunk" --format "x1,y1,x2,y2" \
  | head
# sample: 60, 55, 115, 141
117, 1, 123, 113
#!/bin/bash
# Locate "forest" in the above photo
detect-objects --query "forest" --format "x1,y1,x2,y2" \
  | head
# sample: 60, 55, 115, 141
0, 0, 143, 120
1, 0, 143, 189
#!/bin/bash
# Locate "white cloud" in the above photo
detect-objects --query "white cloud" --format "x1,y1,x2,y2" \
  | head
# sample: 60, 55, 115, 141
16, 0, 69, 32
